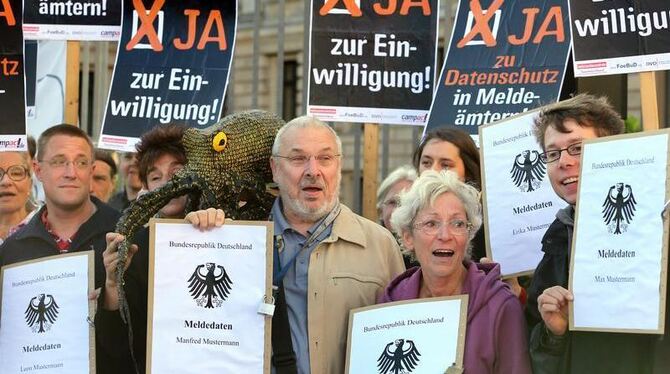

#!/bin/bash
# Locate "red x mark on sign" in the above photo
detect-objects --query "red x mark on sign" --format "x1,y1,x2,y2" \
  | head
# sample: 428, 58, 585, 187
319, 0, 362, 17
126, 0, 166, 51
457, 0, 504, 48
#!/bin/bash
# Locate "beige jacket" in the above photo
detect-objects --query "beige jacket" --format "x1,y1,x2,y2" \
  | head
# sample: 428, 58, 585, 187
305, 205, 405, 373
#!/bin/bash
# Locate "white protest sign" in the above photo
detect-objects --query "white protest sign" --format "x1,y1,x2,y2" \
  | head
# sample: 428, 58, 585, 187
147, 219, 272, 373
346, 296, 467, 374
0, 252, 94, 373
480, 110, 565, 276
570, 131, 670, 333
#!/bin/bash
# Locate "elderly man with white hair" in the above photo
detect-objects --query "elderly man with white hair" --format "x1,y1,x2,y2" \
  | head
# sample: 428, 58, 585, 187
187, 115, 405, 374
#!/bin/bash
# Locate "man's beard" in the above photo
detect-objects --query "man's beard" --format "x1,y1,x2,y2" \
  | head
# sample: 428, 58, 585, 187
280, 174, 341, 223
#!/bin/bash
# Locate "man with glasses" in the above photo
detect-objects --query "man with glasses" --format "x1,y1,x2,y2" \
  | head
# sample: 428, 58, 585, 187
1, 123, 120, 279
526, 95, 656, 374
0, 124, 121, 373
264, 116, 405, 374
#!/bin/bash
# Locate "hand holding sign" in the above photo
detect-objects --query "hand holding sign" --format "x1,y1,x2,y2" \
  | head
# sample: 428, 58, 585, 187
538, 286, 573, 336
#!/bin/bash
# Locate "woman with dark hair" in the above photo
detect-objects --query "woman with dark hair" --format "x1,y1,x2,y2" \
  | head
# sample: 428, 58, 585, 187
135, 124, 188, 218
96, 123, 189, 373
413, 127, 481, 189
412, 127, 486, 261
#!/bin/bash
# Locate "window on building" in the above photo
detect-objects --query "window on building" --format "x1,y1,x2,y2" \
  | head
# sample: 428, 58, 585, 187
283, 60, 298, 121
79, 71, 95, 136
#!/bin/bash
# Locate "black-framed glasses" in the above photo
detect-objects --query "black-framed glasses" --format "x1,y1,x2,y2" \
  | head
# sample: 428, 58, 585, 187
413, 219, 472, 237
0, 165, 29, 181
273, 154, 341, 167
539, 142, 583, 163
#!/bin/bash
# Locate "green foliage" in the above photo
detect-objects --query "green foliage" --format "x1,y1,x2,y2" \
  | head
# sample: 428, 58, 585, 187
624, 115, 641, 133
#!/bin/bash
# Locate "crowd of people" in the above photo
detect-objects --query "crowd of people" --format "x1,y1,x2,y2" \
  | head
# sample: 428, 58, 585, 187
0, 94, 668, 373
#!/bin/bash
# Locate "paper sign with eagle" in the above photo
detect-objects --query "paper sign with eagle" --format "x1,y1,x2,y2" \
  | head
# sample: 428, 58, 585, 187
346, 296, 467, 374
147, 219, 272, 373
479, 109, 564, 277
569, 130, 670, 333
0, 252, 94, 373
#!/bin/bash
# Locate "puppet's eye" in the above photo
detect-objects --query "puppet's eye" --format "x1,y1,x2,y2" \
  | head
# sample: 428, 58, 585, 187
213, 131, 228, 152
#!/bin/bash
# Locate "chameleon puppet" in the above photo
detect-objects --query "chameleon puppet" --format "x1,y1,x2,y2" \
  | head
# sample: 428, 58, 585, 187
113, 109, 284, 332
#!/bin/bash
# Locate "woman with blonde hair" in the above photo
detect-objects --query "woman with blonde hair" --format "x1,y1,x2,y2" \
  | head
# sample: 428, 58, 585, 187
0, 151, 36, 243
379, 170, 530, 373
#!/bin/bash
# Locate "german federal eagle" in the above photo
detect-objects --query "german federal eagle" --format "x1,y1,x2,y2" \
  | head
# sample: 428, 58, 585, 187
602, 183, 637, 234
377, 339, 421, 374
187, 263, 232, 308
25, 294, 59, 333
510, 150, 546, 192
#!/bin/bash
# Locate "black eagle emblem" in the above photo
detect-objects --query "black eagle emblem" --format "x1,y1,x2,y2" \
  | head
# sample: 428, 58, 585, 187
510, 150, 546, 192
25, 294, 59, 333
602, 183, 637, 234
377, 338, 421, 374
187, 263, 233, 308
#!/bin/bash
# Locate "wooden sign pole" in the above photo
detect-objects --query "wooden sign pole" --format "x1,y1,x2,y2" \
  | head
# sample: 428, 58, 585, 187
65, 41, 80, 126
640, 71, 661, 131
362, 123, 380, 222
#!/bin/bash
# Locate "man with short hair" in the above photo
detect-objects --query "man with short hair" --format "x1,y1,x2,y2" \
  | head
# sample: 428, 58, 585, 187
0, 123, 121, 374
108, 152, 142, 211
91, 149, 117, 203
267, 116, 405, 373
1, 124, 120, 276
527, 94, 655, 373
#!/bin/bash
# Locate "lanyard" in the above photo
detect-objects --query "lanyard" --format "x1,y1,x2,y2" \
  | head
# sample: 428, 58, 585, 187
272, 204, 341, 285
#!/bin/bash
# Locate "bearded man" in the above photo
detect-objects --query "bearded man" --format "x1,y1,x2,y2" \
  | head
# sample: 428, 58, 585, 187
267, 116, 405, 374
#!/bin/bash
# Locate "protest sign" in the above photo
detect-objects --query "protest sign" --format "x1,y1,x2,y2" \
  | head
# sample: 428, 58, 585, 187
426, 0, 571, 136
479, 109, 565, 277
23, 0, 121, 41
0, 252, 95, 373
99, 0, 237, 152
307, 0, 439, 125
146, 219, 272, 373
569, 130, 670, 333
0, 0, 27, 151
346, 296, 467, 373
569, 0, 670, 77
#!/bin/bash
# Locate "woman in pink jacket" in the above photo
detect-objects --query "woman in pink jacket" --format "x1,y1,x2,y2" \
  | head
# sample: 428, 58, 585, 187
378, 170, 531, 374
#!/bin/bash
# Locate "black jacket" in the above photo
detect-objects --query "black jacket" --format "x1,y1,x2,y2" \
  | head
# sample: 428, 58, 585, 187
0, 197, 120, 288
526, 212, 654, 374
95, 227, 150, 373
108, 189, 132, 213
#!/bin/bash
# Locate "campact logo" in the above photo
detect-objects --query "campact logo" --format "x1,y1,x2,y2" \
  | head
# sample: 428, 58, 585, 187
401, 114, 428, 123
100, 30, 120, 38
0, 138, 23, 148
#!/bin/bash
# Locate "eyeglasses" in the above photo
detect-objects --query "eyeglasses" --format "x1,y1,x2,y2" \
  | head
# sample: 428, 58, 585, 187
39, 156, 92, 170
413, 219, 472, 237
0, 165, 29, 181
383, 197, 399, 208
539, 142, 583, 163
273, 154, 340, 167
